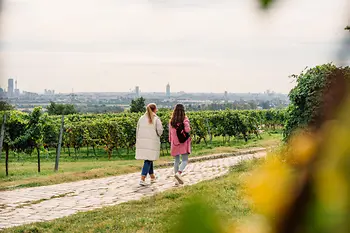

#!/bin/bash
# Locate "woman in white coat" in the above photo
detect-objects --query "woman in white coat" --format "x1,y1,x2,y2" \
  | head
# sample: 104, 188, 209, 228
135, 103, 163, 186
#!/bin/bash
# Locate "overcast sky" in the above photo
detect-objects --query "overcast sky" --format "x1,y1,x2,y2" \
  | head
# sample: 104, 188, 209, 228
0, 0, 349, 94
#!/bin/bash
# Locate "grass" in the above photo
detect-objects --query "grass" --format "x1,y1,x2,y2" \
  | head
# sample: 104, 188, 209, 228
0, 132, 282, 191
2, 159, 259, 233
16, 192, 76, 209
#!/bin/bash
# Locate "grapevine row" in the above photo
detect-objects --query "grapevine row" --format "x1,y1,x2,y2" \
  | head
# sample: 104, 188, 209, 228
1, 109, 285, 159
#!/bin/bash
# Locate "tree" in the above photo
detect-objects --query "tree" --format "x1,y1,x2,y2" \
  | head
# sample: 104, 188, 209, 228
47, 102, 77, 115
259, 101, 271, 109
248, 101, 258, 109
0, 101, 14, 111
23, 107, 44, 172
10, 108, 44, 173
130, 97, 146, 113
28, 107, 44, 172
2, 111, 27, 176
283, 64, 350, 140
75, 105, 124, 113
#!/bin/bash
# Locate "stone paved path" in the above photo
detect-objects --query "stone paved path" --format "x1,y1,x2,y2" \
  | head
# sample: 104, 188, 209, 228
0, 151, 266, 229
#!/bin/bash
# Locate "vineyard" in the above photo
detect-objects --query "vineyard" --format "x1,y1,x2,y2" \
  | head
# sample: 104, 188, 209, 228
0, 108, 286, 175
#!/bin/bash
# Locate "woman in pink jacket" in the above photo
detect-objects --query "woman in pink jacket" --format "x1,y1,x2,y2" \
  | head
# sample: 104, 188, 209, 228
169, 104, 191, 184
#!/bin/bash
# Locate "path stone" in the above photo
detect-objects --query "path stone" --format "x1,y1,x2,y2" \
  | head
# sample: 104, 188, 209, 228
0, 151, 265, 229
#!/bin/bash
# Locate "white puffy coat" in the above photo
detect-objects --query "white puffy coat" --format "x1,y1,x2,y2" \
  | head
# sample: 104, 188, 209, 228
135, 114, 163, 161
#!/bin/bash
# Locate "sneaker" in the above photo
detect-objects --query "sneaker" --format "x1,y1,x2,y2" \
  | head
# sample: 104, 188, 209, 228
139, 180, 147, 186
150, 174, 158, 184
174, 173, 184, 185
150, 178, 157, 184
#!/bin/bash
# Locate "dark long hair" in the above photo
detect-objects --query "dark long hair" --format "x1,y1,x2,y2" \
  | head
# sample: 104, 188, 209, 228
170, 104, 186, 128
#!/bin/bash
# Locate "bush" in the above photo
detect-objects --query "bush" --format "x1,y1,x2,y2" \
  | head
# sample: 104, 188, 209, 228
283, 64, 350, 140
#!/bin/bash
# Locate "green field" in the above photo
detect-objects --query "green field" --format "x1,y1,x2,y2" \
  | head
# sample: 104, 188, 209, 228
0, 132, 281, 191
1, 159, 259, 233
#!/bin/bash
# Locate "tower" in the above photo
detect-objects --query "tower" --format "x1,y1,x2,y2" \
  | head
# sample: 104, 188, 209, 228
8, 79, 14, 97
166, 83, 170, 98
14, 80, 20, 96
224, 91, 228, 102
135, 86, 140, 98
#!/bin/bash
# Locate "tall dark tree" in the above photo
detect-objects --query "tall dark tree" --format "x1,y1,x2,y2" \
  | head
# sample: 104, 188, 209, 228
0, 101, 14, 111
47, 102, 77, 115
130, 97, 146, 113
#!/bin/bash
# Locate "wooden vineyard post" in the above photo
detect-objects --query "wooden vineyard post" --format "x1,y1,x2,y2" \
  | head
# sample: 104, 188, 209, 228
55, 115, 64, 171
0, 114, 6, 160
206, 118, 212, 143
5, 147, 9, 176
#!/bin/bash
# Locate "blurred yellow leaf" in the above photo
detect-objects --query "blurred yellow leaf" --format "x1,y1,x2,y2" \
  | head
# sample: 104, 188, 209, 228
288, 133, 317, 166
245, 157, 294, 218
231, 215, 272, 233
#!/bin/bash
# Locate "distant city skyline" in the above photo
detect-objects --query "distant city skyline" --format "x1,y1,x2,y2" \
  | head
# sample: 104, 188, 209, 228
1, 0, 349, 94
1, 78, 288, 95
0, 79, 287, 95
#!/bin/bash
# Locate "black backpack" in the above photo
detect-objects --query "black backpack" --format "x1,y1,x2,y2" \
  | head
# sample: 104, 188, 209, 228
175, 122, 190, 143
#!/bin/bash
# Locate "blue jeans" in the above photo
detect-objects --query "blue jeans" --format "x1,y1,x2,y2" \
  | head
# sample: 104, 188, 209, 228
141, 160, 154, 176
174, 154, 188, 174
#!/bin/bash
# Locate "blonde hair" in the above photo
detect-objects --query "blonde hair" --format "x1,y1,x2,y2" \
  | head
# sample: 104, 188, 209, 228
146, 103, 157, 124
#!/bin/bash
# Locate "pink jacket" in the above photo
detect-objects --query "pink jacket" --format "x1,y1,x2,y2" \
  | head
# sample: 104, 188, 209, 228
169, 117, 192, 156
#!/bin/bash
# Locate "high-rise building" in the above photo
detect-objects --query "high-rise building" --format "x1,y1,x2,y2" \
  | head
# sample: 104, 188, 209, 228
8, 79, 14, 97
14, 80, 20, 97
166, 83, 170, 98
135, 86, 140, 97
224, 91, 228, 102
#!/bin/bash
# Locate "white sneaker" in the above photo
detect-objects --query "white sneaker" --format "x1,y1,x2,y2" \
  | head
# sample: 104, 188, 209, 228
174, 173, 184, 185
150, 174, 158, 184
139, 180, 147, 186
150, 177, 157, 184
